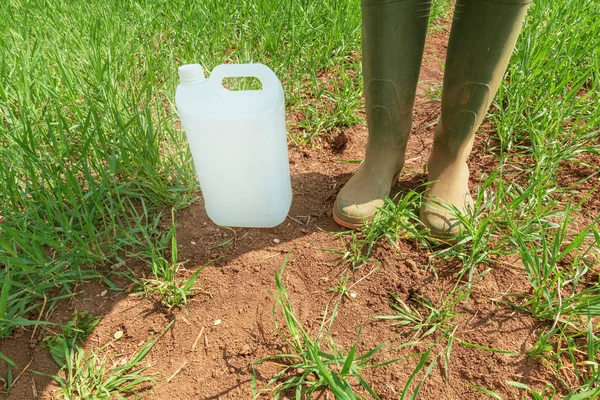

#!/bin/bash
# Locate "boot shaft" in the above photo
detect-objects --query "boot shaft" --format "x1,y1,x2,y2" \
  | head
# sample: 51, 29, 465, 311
361, 0, 432, 160
438, 0, 531, 153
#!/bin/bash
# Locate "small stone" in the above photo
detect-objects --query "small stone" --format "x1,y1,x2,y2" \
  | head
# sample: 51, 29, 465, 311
405, 259, 417, 270
114, 330, 124, 340
254, 266, 260, 272
240, 345, 252, 355
214, 319, 222, 326
349, 292, 357, 298
100, 289, 108, 297
273, 238, 280, 244
29, 342, 36, 349
191, 241, 197, 245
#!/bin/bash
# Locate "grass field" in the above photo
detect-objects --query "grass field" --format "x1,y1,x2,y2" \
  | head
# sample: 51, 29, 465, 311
1, 0, 599, 398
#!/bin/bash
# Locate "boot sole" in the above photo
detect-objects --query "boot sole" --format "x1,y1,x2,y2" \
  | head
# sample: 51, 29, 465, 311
332, 171, 401, 230
332, 202, 367, 229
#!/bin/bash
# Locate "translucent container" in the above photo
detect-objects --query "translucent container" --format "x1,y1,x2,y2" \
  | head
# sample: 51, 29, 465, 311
175, 63, 292, 227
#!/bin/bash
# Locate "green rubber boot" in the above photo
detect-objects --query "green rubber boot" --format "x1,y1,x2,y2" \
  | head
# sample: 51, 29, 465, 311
420, 0, 530, 237
334, 0, 432, 229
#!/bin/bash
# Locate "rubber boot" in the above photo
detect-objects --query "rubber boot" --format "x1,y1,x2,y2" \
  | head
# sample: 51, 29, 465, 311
420, 0, 530, 237
334, 0, 432, 229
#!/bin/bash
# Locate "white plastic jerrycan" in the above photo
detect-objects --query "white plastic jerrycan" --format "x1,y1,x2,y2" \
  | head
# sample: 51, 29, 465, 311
176, 63, 292, 228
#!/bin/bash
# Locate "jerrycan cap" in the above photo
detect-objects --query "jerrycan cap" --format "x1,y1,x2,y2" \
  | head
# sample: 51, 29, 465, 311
178, 64, 206, 84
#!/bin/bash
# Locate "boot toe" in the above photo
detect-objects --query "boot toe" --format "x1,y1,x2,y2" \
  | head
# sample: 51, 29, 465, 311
333, 197, 384, 229
419, 194, 473, 238
419, 204, 461, 238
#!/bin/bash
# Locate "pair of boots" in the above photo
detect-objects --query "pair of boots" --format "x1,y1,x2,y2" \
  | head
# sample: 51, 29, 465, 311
333, 0, 530, 237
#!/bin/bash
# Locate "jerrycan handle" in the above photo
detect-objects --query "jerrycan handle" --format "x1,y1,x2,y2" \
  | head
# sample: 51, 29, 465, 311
210, 63, 282, 100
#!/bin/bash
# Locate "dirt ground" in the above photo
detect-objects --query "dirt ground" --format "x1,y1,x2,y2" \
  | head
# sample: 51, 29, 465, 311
0, 28, 572, 400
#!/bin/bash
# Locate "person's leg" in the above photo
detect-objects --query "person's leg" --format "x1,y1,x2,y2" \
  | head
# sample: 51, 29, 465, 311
420, 0, 530, 237
334, 0, 432, 228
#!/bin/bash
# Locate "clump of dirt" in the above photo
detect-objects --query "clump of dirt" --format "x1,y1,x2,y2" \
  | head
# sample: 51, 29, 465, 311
327, 129, 349, 154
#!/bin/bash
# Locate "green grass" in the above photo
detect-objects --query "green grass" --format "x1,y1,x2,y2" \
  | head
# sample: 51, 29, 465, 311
252, 258, 403, 399
324, 189, 428, 270
129, 207, 206, 313
42, 311, 100, 367
374, 289, 463, 341
36, 320, 173, 400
